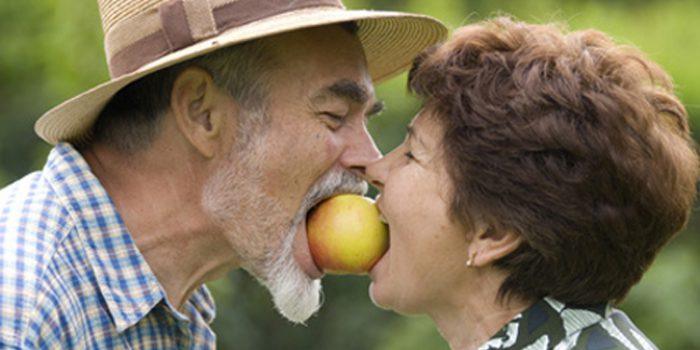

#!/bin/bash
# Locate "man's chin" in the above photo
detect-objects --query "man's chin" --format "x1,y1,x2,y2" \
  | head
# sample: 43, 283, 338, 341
266, 258, 323, 324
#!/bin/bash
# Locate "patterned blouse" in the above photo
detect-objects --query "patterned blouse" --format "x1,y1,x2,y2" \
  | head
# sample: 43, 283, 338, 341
478, 297, 658, 350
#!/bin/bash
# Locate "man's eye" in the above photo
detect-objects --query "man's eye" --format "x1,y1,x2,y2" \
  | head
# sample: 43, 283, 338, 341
404, 151, 415, 160
320, 112, 344, 129
323, 112, 343, 121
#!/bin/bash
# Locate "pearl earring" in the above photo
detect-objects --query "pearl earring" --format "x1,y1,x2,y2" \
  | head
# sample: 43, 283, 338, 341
466, 252, 475, 267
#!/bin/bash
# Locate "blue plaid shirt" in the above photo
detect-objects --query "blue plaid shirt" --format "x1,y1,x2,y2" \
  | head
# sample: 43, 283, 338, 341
0, 143, 216, 349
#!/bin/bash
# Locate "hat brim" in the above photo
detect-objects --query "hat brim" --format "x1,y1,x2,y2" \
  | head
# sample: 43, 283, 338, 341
35, 8, 448, 144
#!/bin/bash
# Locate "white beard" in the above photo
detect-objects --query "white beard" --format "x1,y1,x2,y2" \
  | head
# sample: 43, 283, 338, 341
263, 222, 322, 324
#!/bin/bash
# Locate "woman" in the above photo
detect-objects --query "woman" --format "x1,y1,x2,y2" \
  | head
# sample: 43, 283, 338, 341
365, 17, 698, 350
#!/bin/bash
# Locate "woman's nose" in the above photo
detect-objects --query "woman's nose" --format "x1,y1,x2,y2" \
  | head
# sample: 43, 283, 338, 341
363, 156, 387, 191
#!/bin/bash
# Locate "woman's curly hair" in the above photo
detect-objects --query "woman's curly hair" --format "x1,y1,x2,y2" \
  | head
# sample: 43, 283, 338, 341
409, 17, 699, 305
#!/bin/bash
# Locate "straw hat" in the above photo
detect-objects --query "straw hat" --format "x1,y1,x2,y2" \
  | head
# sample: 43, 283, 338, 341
34, 0, 448, 144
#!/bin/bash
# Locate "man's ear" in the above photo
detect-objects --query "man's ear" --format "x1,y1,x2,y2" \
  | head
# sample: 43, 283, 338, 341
467, 225, 523, 267
170, 66, 231, 158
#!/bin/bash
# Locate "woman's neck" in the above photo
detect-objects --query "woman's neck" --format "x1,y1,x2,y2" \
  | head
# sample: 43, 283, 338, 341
428, 267, 533, 350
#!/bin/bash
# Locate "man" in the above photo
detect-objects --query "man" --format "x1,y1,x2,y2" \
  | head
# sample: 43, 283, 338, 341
0, 0, 446, 348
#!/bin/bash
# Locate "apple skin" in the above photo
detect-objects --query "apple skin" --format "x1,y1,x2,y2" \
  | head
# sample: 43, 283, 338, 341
306, 194, 389, 275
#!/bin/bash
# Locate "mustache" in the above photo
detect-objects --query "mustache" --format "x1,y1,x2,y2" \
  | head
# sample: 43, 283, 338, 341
286, 170, 368, 230
302, 170, 368, 215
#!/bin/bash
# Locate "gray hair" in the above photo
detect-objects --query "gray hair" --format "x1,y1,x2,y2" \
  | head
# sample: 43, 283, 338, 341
86, 39, 275, 154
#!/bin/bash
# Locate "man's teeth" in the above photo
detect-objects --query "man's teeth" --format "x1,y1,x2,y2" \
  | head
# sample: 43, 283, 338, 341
378, 212, 388, 224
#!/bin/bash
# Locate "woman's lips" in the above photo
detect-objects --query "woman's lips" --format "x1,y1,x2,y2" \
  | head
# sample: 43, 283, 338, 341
292, 218, 324, 280
369, 246, 389, 281
370, 198, 389, 281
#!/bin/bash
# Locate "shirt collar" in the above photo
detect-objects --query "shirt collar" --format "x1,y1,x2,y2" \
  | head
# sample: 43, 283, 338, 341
479, 297, 611, 349
164, 284, 217, 326
189, 284, 216, 324
43, 143, 165, 332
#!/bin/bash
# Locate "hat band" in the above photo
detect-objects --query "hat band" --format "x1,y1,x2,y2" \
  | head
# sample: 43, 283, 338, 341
105, 0, 344, 78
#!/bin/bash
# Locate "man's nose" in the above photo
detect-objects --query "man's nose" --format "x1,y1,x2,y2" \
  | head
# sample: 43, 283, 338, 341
339, 124, 382, 179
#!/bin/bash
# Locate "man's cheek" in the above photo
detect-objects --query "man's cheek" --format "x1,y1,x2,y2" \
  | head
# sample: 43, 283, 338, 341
324, 133, 342, 162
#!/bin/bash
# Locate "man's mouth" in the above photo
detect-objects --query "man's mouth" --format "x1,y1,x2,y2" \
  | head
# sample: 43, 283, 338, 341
291, 169, 369, 279
292, 218, 324, 280
293, 188, 367, 280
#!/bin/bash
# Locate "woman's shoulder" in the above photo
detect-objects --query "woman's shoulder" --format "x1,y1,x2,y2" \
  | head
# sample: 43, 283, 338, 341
479, 298, 657, 350
561, 307, 657, 350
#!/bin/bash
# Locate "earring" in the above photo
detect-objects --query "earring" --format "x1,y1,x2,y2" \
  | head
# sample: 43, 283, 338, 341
466, 252, 476, 267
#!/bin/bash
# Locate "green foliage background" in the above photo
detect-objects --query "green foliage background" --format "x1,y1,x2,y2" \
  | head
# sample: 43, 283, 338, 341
1, 0, 699, 349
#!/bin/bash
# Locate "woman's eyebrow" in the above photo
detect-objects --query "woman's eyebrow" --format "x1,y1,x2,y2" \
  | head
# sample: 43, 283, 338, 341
406, 125, 427, 148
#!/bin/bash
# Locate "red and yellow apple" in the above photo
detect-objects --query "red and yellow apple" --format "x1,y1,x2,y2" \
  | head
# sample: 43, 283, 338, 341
306, 194, 389, 275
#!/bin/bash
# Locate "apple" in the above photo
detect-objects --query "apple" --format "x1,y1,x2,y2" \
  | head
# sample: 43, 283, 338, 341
306, 194, 389, 275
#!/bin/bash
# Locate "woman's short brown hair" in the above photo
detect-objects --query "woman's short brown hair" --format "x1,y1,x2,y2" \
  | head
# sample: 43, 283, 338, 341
409, 17, 699, 305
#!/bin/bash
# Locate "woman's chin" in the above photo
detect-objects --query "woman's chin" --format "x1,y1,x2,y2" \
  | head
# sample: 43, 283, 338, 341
370, 282, 424, 316
368, 281, 392, 310
368, 250, 394, 310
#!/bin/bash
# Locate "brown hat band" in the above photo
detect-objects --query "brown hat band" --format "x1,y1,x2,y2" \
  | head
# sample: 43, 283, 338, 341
105, 0, 344, 78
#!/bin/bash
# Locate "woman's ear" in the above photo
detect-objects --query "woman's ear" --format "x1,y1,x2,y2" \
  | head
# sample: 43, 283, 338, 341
170, 66, 233, 158
467, 226, 522, 267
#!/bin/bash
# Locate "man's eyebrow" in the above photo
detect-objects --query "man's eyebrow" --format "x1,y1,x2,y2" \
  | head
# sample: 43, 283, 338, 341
315, 79, 383, 118
324, 79, 369, 104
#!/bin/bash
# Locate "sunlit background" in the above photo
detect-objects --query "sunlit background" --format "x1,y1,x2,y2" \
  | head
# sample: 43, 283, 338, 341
1, 0, 699, 349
